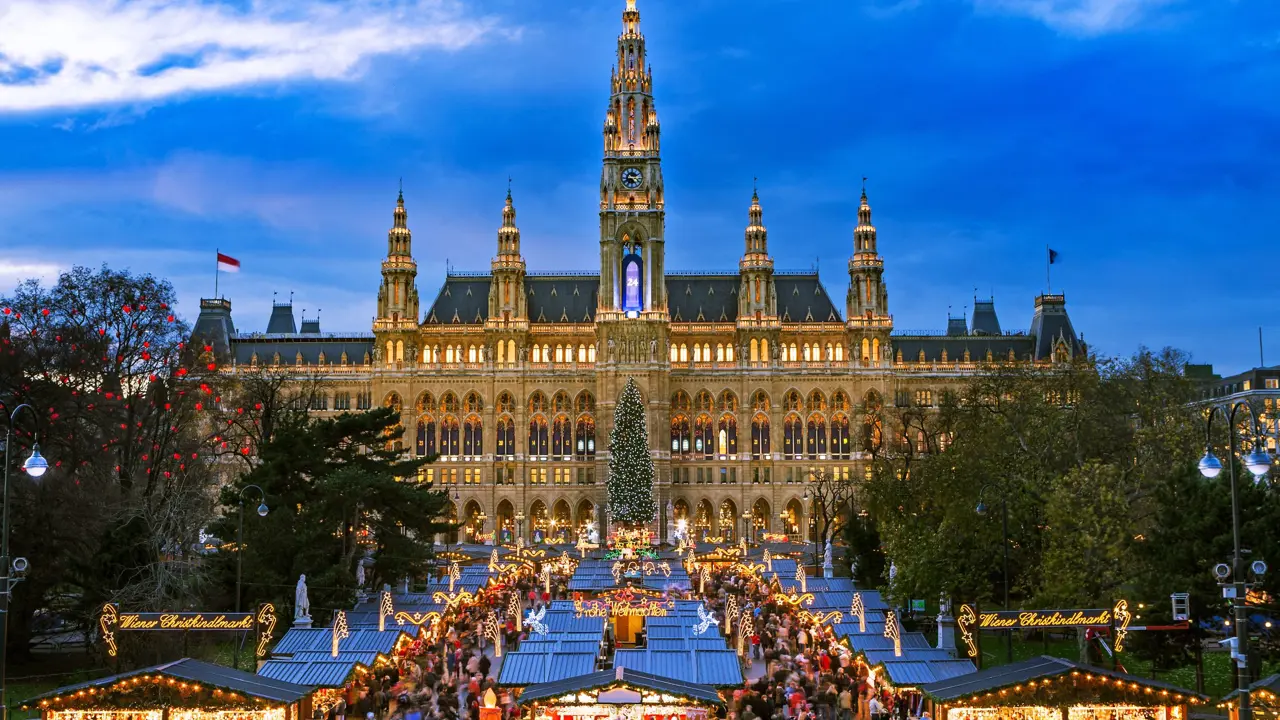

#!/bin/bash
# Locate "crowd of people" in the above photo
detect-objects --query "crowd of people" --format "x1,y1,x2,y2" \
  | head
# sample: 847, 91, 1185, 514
319, 554, 924, 720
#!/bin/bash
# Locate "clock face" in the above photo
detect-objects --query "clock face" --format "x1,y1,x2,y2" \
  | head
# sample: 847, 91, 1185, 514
621, 167, 643, 189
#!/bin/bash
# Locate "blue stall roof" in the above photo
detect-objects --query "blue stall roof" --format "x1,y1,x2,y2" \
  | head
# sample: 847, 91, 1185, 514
271, 627, 410, 656
613, 649, 744, 687
496, 652, 598, 686
258, 660, 364, 688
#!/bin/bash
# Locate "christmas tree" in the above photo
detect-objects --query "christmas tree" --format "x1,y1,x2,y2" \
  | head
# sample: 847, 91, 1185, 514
607, 377, 656, 525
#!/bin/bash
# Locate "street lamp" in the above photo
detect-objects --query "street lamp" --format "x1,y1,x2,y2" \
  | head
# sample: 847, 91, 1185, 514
476, 512, 488, 543
0, 401, 48, 720
235, 484, 269, 614
741, 510, 752, 546
976, 482, 1013, 663
1200, 401, 1275, 720
803, 489, 818, 570
516, 511, 525, 544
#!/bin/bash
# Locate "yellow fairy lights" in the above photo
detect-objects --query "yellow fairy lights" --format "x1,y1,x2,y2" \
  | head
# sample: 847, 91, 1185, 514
379, 591, 394, 632
883, 610, 902, 658
100, 604, 119, 657
850, 593, 866, 633
254, 604, 276, 658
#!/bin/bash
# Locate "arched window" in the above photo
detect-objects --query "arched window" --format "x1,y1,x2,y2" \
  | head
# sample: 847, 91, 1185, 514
575, 417, 596, 460
750, 338, 759, 362
575, 392, 595, 415
672, 391, 691, 413
808, 390, 827, 413
751, 415, 770, 459
695, 415, 715, 459
695, 390, 713, 412
715, 344, 724, 362
416, 416, 436, 457
835, 343, 844, 362
463, 417, 483, 456
832, 391, 849, 412
440, 416, 460, 457
465, 392, 483, 414
531, 345, 541, 363
555, 345, 564, 363
495, 417, 515, 458
497, 392, 515, 414
760, 338, 769, 363
718, 415, 738, 457
441, 393, 459, 414
671, 415, 691, 456
553, 391, 572, 414
679, 344, 688, 362
670, 344, 679, 362
806, 416, 827, 458
726, 344, 734, 362
552, 415, 573, 457
784, 390, 802, 412
831, 414, 851, 459
802, 344, 811, 362
588, 344, 597, 362
752, 391, 770, 413
468, 345, 478, 364
872, 337, 880, 363
693, 345, 702, 363
703, 343, 711, 362
783, 414, 803, 459
528, 416, 549, 457
528, 391, 548, 414
719, 390, 738, 412
507, 339, 516, 365
861, 338, 870, 362
497, 341, 506, 364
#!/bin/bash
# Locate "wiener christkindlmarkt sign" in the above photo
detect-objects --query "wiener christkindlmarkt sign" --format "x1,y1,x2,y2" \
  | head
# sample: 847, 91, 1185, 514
99, 602, 277, 658
956, 600, 1131, 668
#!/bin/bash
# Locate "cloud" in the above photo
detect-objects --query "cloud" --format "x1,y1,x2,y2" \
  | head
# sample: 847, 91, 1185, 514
0, 261, 64, 289
0, 0, 506, 112
972, 0, 1176, 35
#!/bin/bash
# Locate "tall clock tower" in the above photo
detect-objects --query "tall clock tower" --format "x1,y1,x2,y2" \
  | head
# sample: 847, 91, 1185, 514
598, 0, 666, 320
595, 0, 671, 538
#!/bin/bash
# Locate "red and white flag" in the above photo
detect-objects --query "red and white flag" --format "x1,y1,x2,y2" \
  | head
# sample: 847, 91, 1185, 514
217, 252, 241, 273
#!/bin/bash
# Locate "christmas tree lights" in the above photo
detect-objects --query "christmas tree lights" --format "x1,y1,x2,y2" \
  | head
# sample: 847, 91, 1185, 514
607, 377, 656, 525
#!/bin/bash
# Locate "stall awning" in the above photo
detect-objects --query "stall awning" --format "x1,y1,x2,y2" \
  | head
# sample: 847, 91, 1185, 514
921, 655, 1208, 705
613, 649, 744, 687
258, 659, 367, 688
20, 658, 313, 710
517, 667, 722, 706
271, 627, 411, 655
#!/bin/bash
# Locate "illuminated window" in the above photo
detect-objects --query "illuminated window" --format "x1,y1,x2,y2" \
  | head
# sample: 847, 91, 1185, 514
622, 251, 643, 312
915, 389, 934, 407
1266, 378, 1278, 389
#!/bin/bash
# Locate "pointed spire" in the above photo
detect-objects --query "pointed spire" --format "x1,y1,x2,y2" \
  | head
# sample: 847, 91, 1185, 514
497, 187, 521, 257
744, 185, 768, 256
387, 186, 412, 258
854, 179, 876, 254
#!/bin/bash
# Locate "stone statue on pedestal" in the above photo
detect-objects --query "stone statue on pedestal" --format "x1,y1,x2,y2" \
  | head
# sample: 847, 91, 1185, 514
823, 541, 833, 579
294, 574, 312, 627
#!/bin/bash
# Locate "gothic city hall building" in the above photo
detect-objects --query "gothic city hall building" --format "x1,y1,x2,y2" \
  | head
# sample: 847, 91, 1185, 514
195, 0, 1083, 547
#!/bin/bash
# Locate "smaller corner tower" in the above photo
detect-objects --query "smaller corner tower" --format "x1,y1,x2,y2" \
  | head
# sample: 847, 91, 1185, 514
846, 181, 892, 366
374, 186, 420, 366
486, 186, 529, 366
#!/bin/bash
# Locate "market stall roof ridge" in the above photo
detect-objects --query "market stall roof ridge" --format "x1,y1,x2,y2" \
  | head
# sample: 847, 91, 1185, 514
516, 667, 723, 705
613, 649, 744, 687
920, 655, 1208, 703
496, 651, 598, 686
20, 657, 314, 709
258, 659, 367, 687
271, 627, 412, 655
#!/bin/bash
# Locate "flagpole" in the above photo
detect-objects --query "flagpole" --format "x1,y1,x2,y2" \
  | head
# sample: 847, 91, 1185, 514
215, 248, 220, 299
1046, 245, 1051, 295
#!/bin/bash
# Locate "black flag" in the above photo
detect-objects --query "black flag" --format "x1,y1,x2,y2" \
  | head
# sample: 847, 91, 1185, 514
1048, 248, 1060, 264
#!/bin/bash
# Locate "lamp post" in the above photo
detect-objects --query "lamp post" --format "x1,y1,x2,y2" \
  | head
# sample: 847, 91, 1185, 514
477, 512, 488, 544
1199, 401, 1274, 720
778, 511, 788, 539
803, 489, 818, 570
234, 484, 267, 671
516, 511, 525, 545
0, 402, 49, 720
976, 483, 1012, 663
741, 511, 752, 546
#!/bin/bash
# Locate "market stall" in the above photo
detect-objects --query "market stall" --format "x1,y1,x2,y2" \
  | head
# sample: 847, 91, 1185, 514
518, 667, 722, 720
19, 658, 315, 720
920, 656, 1206, 720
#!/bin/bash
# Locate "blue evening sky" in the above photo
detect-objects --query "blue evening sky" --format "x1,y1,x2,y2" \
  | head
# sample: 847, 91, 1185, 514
0, 0, 1276, 374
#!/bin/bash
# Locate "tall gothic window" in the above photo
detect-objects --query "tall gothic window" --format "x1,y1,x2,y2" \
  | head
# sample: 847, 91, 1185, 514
751, 415, 770, 460
496, 417, 515, 459
463, 417, 483, 456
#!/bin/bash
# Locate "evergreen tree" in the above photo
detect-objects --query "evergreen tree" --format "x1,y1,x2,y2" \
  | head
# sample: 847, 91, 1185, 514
607, 377, 656, 525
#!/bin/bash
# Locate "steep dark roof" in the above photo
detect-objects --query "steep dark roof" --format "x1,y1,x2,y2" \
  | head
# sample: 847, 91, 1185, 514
920, 655, 1205, 703
946, 317, 968, 337
266, 303, 298, 334
230, 336, 375, 366
516, 667, 723, 705
193, 298, 237, 359
1029, 294, 1085, 360
971, 300, 1002, 335
890, 336, 1036, 364
423, 272, 842, 325
20, 658, 314, 708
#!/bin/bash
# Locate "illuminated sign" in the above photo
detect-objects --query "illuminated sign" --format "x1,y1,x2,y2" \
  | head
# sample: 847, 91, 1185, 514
622, 253, 643, 312
98, 603, 276, 658
575, 587, 675, 618
977, 608, 1113, 629
1113, 600, 1132, 652
117, 613, 255, 631
957, 604, 979, 660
